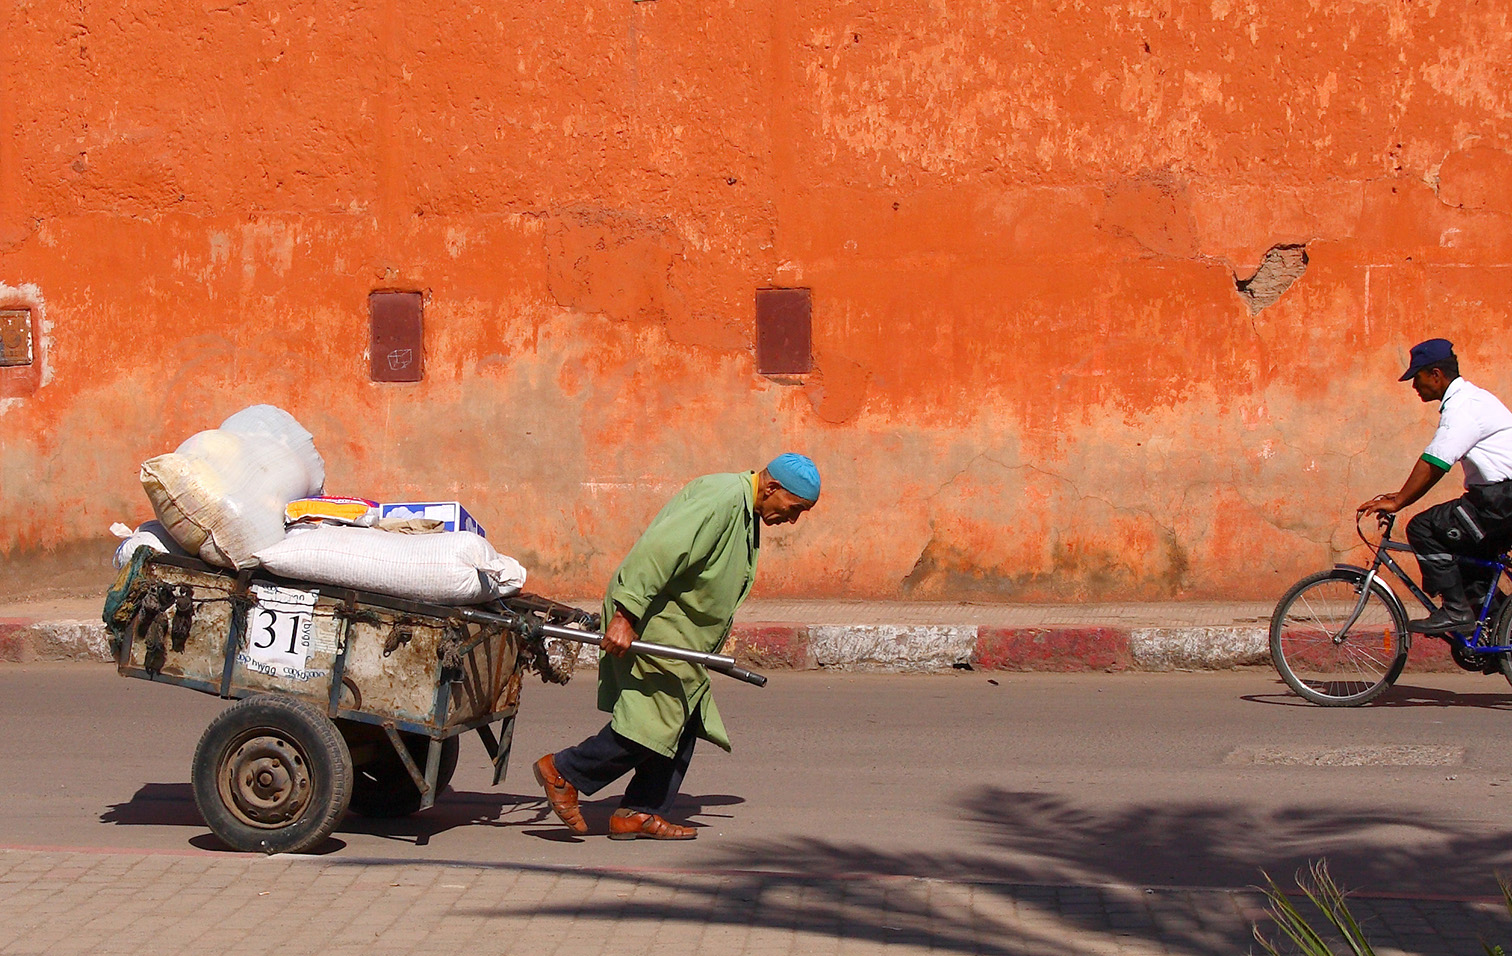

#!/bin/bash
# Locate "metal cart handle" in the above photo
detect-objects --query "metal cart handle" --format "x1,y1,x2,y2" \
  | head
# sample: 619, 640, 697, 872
454, 608, 769, 687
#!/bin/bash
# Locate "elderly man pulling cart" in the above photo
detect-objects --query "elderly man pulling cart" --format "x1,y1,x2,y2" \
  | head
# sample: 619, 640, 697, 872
534, 454, 821, 840
107, 404, 814, 853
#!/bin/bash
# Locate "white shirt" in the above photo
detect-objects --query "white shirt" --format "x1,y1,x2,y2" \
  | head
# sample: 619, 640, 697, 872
1424, 377, 1512, 487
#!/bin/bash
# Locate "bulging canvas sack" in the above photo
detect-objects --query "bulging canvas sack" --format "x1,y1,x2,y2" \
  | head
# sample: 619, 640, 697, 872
140, 405, 326, 568
253, 526, 527, 604
109, 520, 191, 569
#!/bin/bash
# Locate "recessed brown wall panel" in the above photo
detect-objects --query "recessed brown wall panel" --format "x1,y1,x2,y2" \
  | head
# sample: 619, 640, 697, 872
370, 291, 423, 383
756, 288, 812, 376
0, 310, 33, 367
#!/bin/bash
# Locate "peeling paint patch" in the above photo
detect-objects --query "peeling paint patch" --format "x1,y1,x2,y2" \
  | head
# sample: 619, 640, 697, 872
239, 222, 298, 285
444, 227, 472, 259
544, 208, 683, 323
1436, 146, 1512, 214
1101, 174, 1200, 258
1234, 243, 1307, 314
208, 231, 233, 267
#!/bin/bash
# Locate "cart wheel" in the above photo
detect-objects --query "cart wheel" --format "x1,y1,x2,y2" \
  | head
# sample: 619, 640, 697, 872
344, 727, 459, 818
191, 696, 353, 854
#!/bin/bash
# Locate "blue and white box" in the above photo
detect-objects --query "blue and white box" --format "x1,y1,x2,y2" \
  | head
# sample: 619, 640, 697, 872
380, 501, 486, 538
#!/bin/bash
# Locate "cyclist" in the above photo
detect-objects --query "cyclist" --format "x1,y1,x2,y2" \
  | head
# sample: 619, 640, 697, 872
1359, 338, 1512, 633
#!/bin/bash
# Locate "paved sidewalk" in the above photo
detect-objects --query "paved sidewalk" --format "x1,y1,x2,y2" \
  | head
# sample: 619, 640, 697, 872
0, 846, 1505, 956
0, 596, 1278, 628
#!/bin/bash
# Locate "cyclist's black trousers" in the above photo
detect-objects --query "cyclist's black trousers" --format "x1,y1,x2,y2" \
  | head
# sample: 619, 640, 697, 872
1406, 478, 1512, 599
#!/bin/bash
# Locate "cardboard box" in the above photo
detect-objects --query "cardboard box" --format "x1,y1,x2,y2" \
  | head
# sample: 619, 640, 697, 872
380, 501, 486, 538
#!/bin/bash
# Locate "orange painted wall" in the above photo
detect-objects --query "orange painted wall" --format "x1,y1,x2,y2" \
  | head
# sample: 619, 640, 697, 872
2, 0, 1511, 601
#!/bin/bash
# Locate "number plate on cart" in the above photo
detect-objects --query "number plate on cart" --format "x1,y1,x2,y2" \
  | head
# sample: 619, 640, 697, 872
242, 585, 320, 680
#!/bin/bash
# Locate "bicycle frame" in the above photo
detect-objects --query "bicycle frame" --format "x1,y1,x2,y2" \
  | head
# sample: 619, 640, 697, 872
1352, 513, 1512, 653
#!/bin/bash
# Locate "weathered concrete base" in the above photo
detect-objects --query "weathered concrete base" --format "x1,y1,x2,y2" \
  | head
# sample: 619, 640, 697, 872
3, 616, 1475, 675
807, 625, 977, 672
1128, 626, 1269, 671
0, 619, 113, 663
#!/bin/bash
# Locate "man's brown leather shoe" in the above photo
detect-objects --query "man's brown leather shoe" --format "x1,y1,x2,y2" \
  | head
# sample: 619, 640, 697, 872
533, 754, 587, 834
607, 809, 696, 841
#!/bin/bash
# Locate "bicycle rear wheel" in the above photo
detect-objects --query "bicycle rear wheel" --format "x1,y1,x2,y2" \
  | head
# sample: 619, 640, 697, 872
1486, 597, 1512, 689
1270, 569, 1409, 706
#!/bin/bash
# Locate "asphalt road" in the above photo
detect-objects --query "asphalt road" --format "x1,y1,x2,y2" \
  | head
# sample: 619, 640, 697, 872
5, 663, 1512, 899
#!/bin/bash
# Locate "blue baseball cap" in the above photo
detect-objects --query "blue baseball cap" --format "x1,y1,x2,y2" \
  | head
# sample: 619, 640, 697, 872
1400, 338, 1455, 381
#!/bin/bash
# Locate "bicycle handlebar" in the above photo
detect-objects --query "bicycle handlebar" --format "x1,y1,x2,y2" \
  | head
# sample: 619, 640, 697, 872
1356, 509, 1396, 549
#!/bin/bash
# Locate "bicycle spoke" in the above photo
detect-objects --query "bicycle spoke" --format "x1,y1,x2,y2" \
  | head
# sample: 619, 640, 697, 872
1342, 643, 1390, 671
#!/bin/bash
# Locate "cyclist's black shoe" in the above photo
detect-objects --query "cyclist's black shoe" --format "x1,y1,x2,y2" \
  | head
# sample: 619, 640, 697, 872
1408, 607, 1477, 634
1410, 582, 1476, 634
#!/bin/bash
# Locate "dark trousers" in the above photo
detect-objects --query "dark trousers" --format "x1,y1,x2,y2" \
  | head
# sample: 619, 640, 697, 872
1407, 479, 1512, 601
552, 712, 701, 817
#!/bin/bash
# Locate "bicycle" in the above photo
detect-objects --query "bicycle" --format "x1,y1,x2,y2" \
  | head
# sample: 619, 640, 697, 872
1269, 512, 1512, 706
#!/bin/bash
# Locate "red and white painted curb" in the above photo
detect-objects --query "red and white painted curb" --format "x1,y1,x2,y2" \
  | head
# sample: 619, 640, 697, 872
1, 617, 1465, 673
726, 622, 1462, 673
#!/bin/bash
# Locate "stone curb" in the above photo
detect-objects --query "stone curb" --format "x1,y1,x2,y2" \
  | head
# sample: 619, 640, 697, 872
0, 618, 1469, 673
729, 623, 1466, 674
0, 619, 114, 664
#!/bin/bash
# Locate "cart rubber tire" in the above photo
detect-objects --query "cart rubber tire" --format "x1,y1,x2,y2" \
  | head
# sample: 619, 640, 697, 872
191, 695, 353, 854
347, 731, 459, 819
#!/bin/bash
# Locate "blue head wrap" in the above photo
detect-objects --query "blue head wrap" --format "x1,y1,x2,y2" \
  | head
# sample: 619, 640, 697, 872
766, 453, 820, 502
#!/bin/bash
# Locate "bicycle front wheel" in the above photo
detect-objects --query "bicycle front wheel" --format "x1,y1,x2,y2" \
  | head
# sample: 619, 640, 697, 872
1270, 569, 1409, 706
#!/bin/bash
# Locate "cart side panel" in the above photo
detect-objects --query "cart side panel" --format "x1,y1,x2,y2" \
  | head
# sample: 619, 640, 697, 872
117, 555, 531, 734
444, 625, 521, 728
340, 615, 448, 725
225, 592, 342, 709
122, 565, 233, 686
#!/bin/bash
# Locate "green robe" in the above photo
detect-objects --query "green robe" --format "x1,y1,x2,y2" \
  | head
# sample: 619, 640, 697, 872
598, 472, 760, 757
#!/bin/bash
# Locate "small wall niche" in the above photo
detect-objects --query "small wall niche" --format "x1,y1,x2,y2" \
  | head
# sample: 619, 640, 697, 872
369, 291, 424, 383
756, 287, 812, 377
0, 308, 33, 367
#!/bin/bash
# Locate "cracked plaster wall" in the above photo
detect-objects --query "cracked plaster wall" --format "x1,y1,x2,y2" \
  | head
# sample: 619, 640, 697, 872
2, 0, 1512, 600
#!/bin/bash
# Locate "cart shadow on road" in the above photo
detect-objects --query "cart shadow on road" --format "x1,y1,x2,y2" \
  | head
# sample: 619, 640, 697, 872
96, 783, 349, 854
336, 790, 745, 847
98, 782, 743, 850
99, 783, 200, 828
449, 786, 1512, 956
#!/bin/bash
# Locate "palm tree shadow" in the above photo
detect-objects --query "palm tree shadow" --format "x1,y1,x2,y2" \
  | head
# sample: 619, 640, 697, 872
452, 787, 1512, 956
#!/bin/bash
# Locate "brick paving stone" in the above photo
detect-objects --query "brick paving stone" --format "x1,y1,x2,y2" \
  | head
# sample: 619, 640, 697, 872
2, 848, 1507, 955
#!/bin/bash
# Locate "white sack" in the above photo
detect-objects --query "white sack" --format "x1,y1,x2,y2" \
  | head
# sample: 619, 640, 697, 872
109, 520, 189, 569
140, 405, 325, 569
252, 526, 526, 605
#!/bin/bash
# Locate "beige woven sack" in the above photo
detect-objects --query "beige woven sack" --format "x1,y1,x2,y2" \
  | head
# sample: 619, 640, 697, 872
140, 405, 325, 568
